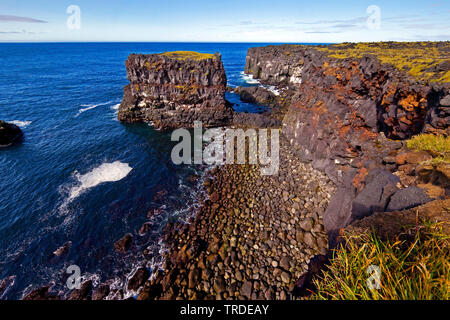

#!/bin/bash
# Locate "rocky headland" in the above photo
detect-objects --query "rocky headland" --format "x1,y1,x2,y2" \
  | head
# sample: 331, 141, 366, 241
243, 42, 449, 247
0, 121, 23, 148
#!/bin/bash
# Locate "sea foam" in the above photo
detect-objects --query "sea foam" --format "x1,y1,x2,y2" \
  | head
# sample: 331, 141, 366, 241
241, 72, 261, 85
68, 161, 133, 201
76, 101, 113, 116
9, 120, 32, 128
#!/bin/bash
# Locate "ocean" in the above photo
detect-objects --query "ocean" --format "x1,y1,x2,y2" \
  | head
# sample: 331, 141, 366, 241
0, 42, 288, 299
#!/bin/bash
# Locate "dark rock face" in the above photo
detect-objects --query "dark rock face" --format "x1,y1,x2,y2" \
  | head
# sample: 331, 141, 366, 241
244, 44, 449, 246
127, 267, 150, 292
118, 52, 233, 130
92, 284, 110, 300
233, 86, 278, 107
386, 186, 432, 212
114, 233, 133, 253
68, 280, 93, 300
0, 121, 23, 147
23, 286, 60, 300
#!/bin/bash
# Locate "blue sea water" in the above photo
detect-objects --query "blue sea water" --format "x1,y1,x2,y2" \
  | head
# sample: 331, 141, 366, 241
0, 42, 288, 299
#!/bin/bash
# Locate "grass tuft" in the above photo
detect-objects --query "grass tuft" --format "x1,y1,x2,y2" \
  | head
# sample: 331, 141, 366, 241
407, 134, 450, 164
311, 221, 450, 300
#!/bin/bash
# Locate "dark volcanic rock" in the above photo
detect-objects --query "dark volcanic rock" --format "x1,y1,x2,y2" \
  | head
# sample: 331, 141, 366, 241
232, 112, 282, 128
118, 52, 233, 130
68, 280, 93, 300
92, 284, 110, 300
0, 121, 23, 147
114, 233, 133, 253
245, 44, 449, 247
351, 170, 400, 221
23, 286, 60, 300
127, 268, 150, 292
387, 186, 432, 212
234, 86, 277, 106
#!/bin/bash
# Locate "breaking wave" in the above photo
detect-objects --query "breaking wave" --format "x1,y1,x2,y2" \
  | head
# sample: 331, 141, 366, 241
76, 101, 113, 116
67, 161, 133, 202
9, 120, 32, 128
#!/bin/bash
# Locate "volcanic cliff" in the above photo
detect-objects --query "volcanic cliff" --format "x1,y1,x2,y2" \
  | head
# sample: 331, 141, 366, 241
118, 51, 233, 129
243, 42, 450, 245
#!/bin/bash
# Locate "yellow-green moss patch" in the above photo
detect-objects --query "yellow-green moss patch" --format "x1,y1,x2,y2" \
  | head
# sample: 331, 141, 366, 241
315, 42, 450, 83
407, 134, 450, 164
159, 51, 216, 61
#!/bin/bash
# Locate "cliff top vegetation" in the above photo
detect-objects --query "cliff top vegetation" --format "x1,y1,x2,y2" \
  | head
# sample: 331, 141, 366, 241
159, 51, 217, 61
314, 42, 450, 84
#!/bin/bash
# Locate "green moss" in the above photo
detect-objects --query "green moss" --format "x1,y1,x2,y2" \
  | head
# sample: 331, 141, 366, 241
159, 51, 216, 61
407, 134, 450, 164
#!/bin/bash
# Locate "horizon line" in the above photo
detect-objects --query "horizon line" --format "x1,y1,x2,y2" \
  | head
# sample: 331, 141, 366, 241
0, 40, 449, 44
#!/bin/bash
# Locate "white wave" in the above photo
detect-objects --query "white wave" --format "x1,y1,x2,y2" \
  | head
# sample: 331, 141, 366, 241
67, 161, 133, 201
264, 85, 281, 96
241, 72, 261, 85
9, 120, 32, 128
240, 72, 281, 96
76, 101, 113, 116
111, 103, 120, 111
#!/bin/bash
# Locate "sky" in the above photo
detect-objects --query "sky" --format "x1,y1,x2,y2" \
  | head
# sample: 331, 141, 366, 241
0, 0, 449, 42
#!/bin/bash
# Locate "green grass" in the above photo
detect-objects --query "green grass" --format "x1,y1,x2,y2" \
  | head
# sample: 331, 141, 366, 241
407, 134, 450, 164
159, 51, 216, 61
311, 221, 450, 300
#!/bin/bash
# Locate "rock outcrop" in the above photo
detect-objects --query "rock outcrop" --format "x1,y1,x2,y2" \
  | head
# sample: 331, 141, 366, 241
244, 43, 450, 245
118, 51, 233, 130
0, 121, 23, 147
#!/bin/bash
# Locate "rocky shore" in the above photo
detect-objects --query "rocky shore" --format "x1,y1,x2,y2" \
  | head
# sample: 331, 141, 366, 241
137, 135, 335, 300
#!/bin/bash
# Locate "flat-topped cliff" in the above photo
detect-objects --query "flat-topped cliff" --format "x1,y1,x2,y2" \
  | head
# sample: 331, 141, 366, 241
118, 51, 233, 129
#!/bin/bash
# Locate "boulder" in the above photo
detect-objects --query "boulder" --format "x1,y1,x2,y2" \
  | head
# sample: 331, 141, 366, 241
114, 233, 133, 253
351, 170, 400, 221
127, 268, 150, 291
0, 121, 23, 147
387, 186, 432, 212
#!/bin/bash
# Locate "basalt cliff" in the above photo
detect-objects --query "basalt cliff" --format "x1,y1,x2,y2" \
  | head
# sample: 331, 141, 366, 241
243, 42, 449, 245
118, 51, 233, 129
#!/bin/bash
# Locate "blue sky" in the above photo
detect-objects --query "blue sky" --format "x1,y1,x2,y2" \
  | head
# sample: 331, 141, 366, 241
0, 0, 449, 42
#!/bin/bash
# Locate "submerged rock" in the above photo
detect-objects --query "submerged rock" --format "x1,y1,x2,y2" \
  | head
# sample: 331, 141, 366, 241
127, 268, 150, 292
0, 121, 23, 147
114, 233, 133, 253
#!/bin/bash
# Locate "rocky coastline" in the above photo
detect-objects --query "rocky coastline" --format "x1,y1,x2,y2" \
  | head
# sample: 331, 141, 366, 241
21, 42, 449, 300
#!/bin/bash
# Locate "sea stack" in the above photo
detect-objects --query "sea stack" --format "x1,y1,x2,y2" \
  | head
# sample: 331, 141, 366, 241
118, 51, 233, 129
0, 121, 23, 148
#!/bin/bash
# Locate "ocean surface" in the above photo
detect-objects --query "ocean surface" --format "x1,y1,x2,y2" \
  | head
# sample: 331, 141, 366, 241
0, 42, 298, 299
